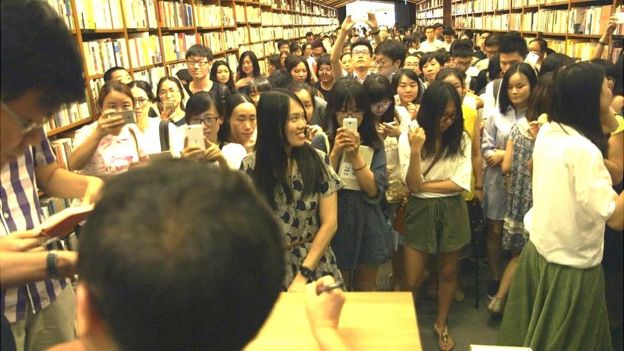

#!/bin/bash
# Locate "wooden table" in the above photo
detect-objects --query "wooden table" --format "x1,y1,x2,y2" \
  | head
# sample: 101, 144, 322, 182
245, 292, 422, 351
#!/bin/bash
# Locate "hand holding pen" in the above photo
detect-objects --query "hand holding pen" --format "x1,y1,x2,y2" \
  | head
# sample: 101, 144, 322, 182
305, 276, 346, 330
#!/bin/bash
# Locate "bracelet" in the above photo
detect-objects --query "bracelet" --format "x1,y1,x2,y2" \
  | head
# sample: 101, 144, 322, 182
475, 186, 483, 190
353, 164, 367, 171
598, 40, 608, 45
46, 250, 60, 279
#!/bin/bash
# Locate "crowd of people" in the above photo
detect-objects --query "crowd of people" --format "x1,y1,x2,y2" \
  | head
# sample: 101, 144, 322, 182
2, 1, 624, 351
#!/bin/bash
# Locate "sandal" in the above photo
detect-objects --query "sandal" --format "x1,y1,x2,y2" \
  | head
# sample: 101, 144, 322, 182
433, 324, 455, 351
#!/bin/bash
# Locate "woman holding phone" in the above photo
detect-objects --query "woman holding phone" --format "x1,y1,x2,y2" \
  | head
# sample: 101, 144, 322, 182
391, 69, 424, 130
155, 76, 186, 126
324, 77, 391, 292
241, 90, 343, 291
181, 92, 246, 169
69, 81, 147, 177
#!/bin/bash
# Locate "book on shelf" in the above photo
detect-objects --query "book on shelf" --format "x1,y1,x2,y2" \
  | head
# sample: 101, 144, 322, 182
157, 0, 193, 28
235, 4, 246, 23
225, 53, 238, 73
201, 32, 226, 54
162, 33, 197, 62
133, 66, 166, 94
44, 101, 91, 133
569, 6, 613, 36
167, 63, 188, 81
196, 3, 223, 28
82, 38, 129, 76
246, 6, 261, 24
223, 6, 235, 27
249, 27, 262, 43
45, 0, 74, 30
39, 197, 74, 220
128, 34, 162, 68
49, 138, 74, 170
75, 0, 123, 30
122, 0, 148, 28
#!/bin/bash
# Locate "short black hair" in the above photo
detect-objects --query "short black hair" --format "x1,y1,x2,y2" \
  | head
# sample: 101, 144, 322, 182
306, 31, 314, 37
539, 53, 574, 77
433, 23, 444, 30
350, 38, 373, 56
127, 80, 155, 101
374, 39, 406, 67
442, 26, 455, 37
185, 44, 214, 61
1, 1, 84, 107
590, 59, 616, 82
103, 67, 129, 82
311, 38, 325, 50
450, 39, 474, 58
276, 39, 289, 50
78, 160, 284, 351
462, 29, 474, 40
499, 63, 538, 114
529, 38, 548, 53
499, 32, 528, 58
485, 33, 501, 47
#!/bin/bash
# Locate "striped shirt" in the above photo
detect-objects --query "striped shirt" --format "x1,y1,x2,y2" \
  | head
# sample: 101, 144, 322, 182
0, 136, 69, 323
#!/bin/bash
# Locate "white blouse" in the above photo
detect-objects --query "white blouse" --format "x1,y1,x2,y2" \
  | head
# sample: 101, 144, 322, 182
398, 131, 472, 199
524, 122, 617, 269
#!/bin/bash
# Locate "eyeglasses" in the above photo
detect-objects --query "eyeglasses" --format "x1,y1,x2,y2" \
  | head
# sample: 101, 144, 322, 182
190, 115, 219, 125
351, 49, 370, 56
336, 111, 364, 118
372, 101, 392, 111
135, 98, 149, 107
1, 101, 50, 135
187, 60, 210, 68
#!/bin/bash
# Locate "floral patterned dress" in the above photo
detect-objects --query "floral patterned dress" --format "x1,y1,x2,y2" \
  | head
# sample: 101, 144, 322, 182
241, 151, 344, 290
502, 119, 534, 250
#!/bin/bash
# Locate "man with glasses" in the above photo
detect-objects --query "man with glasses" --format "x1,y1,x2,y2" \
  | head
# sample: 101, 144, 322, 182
184, 44, 231, 107
330, 13, 379, 83
1, 2, 104, 350
373, 39, 406, 79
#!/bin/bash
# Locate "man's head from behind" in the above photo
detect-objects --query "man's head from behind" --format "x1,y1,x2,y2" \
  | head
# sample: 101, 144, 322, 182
1, 1, 84, 168
77, 160, 285, 351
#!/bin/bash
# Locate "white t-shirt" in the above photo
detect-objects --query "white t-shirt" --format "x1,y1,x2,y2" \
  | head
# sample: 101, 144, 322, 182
141, 117, 184, 156
221, 143, 247, 170
419, 39, 444, 53
525, 122, 617, 269
398, 131, 472, 198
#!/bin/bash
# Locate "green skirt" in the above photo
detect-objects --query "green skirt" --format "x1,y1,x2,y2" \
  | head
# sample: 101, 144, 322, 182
404, 195, 470, 253
498, 241, 613, 351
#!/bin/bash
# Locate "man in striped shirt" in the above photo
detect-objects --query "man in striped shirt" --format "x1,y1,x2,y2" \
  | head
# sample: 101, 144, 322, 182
1, 2, 104, 350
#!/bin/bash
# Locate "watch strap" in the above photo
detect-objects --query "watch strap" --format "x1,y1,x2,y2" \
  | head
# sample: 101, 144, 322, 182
47, 250, 60, 279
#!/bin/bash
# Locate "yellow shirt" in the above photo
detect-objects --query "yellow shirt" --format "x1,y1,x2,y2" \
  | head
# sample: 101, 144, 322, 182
462, 105, 478, 201
612, 115, 624, 136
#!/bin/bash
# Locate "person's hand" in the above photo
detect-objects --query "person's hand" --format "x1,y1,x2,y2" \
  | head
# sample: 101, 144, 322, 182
307, 125, 324, 141
381, 122, 401, 138
528, 121, 541, 140
82, 176, 104, 205
288, 273, 308, 292
305, 276, 345, 330
181, 145, 205, 160
408, 127, 426, 151
365, 12, 378, 32
602, 16, 617, 39
341, 15, 355, 33
342, 129, 360, 158
376, 123, 386, 139
0, 229, 45, 252
474, 189, 484, 204
485, 150, 505, 167
407, 103, 419, 120
203, 139, 224, 163
96, 110, 125, 137
235, 77, 252, 89
332, 127, 351, 156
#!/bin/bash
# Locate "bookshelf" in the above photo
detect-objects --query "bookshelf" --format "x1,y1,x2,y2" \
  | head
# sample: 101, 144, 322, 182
42, 0, 338, 148
443, 0, 622, 61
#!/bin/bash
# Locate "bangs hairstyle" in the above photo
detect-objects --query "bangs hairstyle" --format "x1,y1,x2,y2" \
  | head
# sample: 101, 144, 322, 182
525, 72, 555, 122
267, 54, 282, 70
210, 61, 236, 93
418, 52, 445, 73
184, 92, 220, 125
363, 74, 394, 123
416, 81, 465, 159
289, 83, 317, 112
241, 76, 272, 97
391, 69, 424, 104
127, 80, 155, 101
285, 55, 312, 85
252, 90, 328, 209
539, 53, 574, 77
218, 93, 255, 144
237, 51, 261, 79
97, 80, 135, 113
315, 54, 332, 76
436, 67, 467, 86
155, 76, 186, 106
550, 62, 608, 155
499, 62, 538, 114
326, 77, 382, 150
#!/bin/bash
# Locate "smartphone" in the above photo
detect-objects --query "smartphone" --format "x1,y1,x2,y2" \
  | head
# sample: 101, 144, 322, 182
383, 121, 397, 127
525, 52, 540, 66
116, 110, 136, 124
186, 125, 205, 150
343, 117, 358, 133
394, 94, 402, 106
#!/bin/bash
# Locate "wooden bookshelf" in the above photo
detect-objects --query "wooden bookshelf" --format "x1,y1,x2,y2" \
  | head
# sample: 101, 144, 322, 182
414, 0, 622, 62
42, 0, 337, 138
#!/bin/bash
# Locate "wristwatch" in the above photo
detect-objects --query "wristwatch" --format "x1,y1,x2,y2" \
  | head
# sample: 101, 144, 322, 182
299, 266, 315, 281
47, 250, 60, 279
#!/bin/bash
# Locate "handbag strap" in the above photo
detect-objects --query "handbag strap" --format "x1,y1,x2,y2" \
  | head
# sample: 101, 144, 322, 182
423, 148, 444, 178
159, 120, 170, 152
127, 127, 141, 161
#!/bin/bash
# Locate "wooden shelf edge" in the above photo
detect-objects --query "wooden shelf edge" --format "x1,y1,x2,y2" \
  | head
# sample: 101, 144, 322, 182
47, 118, 92, 137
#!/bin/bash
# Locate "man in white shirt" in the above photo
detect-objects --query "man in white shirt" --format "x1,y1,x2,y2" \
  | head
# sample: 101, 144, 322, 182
420, 26, 444, 53
331, 13, 380, 83
441, 26, 455, 52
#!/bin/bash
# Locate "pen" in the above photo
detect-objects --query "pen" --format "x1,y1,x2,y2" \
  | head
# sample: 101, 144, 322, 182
316, 280, 344, 295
